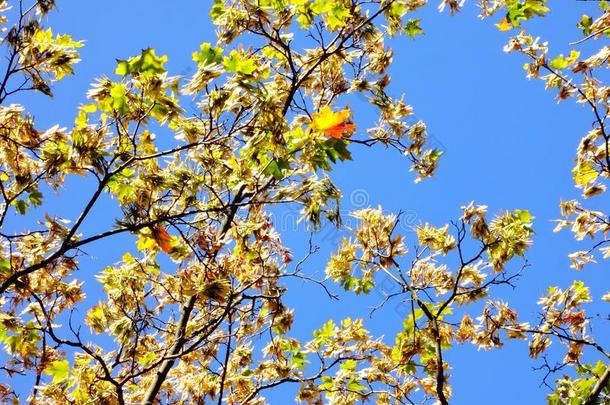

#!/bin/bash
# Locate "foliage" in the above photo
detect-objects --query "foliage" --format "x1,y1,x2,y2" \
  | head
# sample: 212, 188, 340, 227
480, 0, 610, 403
0, 0, 607, 404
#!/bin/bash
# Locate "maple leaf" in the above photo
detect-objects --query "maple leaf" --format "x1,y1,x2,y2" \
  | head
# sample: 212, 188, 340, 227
152, 226, 172, 253
44, 360, 70, 383
311, 105, 356, 138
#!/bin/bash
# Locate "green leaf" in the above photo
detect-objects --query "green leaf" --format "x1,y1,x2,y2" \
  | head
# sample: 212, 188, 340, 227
340, 359, 358, 372
210, 0, 225, 21
114, 61, 129, 76
115, 48, 168, 77
0, 324, 6, 344
28, 189, 43, 207
107, 168, 135, 202
74, 110, 88, 128
313, 319, 335, 346
515, 209, 534, 224
347, 377, 367, 392
80, 103, 97, 113
263, 158, 290, 180
571, 280, 591, 303
312, 139, 352, 171
326, 4, 351, 30
592, 360, 607, 377
549, 50, 580, 70
572, 160, 598, 186
311, 0, 332, 14
577, 15, 593, 37
429, 149, 443, 162
319, 375, 334, 390
45, 360, 70, 383
0, 257, 10, 275
405, 19, 424, 39
290, 351, 309, 370
390, 2, 407, 18
110, 83, 128, 113
400, 308, 425, 337
296, 11, 314, 29
12, 199, 28, 215
223, 50, 257, 75
505, 0, 549, 27
193, 43, 224, 66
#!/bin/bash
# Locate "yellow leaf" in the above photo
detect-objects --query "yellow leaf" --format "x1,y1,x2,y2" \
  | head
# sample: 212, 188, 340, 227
138, 351, 157, 366
495, 18, 512, 31
79, 103, 97, 113
572, 161, 598, 187
136, 235, 157, 251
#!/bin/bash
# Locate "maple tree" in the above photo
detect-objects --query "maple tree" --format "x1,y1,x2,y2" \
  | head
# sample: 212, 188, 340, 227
0, 0, 607, 404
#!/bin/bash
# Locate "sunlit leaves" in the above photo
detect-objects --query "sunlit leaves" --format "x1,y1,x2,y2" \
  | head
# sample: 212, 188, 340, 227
106, 168, 135, 203
416, 224, 456, 255
473, 301, 529, 351
209, 0, 226, 23
115, 48, 168, 77
325, 201, 538, 403
22, 27, 83, 86
292, 0, 353, 30
325, 3, 352, 30
572, 160, 598, 188
0, 0, 518, 403
504, 0, 549, 27
85, 304, 107, 333
548, 361, 609, 405
327, 207, 406, 294
484, 209, 534, 271
109, 83, 128, 113
223, 50, 257, 75
438, 0, 465, 14
522, 280, 593, 365
313, 319, 336, 348
0, 1, 9, 30
192, 43, 223, 66
44, 360, 70, 384
549, 50, 580, 70
555, 201, 610, 269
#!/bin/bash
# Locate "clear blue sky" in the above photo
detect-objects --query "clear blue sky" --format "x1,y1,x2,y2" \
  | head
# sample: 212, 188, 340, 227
8, 1, 610, 403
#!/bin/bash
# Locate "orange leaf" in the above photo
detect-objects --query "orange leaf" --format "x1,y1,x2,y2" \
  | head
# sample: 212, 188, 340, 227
324, 122, 356, 138
153, 226, 172, 253
311, 105, 356, 138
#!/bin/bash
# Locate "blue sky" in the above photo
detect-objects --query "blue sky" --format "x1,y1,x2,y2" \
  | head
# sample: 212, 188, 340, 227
7, 1, 610, 403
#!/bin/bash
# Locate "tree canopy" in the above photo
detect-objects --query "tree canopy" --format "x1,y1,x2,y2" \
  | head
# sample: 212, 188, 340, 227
0, 0, 608, 404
